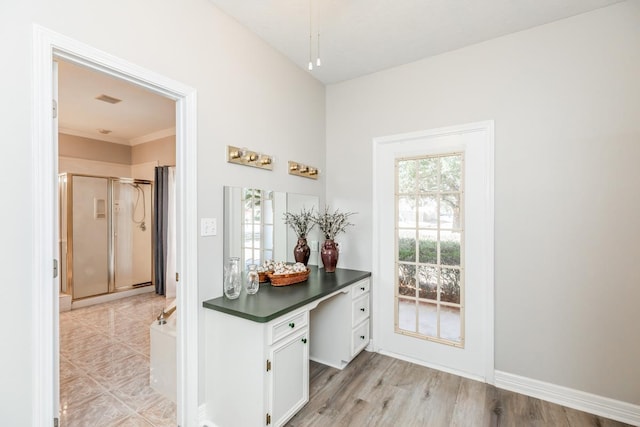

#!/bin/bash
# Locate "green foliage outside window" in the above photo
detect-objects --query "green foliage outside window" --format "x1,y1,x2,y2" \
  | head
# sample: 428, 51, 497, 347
398, 237, 460, 265
398, 237, 461, 303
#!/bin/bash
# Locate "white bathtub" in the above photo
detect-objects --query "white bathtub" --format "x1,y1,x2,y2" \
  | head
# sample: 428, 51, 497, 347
149, 308, 176, 403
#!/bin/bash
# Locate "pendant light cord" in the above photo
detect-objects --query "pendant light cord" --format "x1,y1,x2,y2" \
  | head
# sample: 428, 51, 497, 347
307, 0, 322, 70
308, 0, 313, 70
316, 0, 321, 67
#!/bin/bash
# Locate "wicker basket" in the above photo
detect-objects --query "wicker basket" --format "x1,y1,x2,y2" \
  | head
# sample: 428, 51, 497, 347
267, 269, 310, 287
258, 271, 271, 283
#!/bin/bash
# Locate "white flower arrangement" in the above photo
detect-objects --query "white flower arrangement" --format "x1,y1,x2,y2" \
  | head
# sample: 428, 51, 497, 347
312, 206, 356, 240
282, 207, 316, 239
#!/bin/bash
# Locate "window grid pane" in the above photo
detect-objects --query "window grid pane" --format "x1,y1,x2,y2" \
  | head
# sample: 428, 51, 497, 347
241, 188, 276, 269
395, 153, 464, 347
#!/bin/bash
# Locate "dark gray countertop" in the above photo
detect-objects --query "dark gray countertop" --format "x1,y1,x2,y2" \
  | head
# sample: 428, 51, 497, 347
202, 266, 371, 323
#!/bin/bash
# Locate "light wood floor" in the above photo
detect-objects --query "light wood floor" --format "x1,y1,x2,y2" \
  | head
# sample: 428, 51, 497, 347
286, 351, 632, 427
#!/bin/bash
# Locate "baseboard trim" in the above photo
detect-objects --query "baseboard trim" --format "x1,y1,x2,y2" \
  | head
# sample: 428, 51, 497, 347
494, 371, 640, 426
378, 349, 485, 383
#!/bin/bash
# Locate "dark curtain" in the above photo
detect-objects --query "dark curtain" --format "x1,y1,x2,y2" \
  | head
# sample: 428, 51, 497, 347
154, 166, 170, 295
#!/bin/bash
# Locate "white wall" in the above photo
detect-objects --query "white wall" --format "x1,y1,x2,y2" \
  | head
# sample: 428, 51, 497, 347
326, 1, 640, 405
131, 161, 158, 181
0, 0, 324, 423
131, 135, 176, 167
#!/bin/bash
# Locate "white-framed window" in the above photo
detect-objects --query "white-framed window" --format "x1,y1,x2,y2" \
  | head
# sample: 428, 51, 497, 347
395, 153, 465, 347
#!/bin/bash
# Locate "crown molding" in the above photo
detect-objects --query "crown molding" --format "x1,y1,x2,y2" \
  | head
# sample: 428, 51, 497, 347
130, 127, 176, 146
58, 127, 129, 145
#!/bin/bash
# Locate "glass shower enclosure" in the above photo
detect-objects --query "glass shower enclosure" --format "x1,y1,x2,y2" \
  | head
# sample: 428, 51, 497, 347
59, 173, 154, 300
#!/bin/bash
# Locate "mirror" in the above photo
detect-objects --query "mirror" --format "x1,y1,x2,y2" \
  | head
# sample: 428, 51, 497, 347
223, 186, 321, 270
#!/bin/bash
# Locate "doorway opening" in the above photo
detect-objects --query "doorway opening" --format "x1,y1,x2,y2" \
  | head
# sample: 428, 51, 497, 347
56, 57, 178, 424
32, 25, 199, 426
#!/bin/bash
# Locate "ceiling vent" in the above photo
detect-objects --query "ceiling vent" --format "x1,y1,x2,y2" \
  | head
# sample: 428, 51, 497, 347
95, 94, 122, 104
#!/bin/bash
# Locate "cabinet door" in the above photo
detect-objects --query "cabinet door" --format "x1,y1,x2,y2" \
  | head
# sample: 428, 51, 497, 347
268, 329, 309, 426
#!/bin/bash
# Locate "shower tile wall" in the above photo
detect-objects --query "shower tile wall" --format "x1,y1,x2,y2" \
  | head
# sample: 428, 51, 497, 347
59, 293, 175, 426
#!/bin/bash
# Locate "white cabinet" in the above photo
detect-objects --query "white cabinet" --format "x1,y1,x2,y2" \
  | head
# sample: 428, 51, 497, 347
350, 280, 371, 357
267, 309, 309, 426
268, 310, 308, 344
352, 293, 370, 327
204, 273, 372, 426
268, 328, 309, 426
350, 278, 370, 299
351, 317, 370, 356
309, 278, 371, 369
205, 308, 309, 427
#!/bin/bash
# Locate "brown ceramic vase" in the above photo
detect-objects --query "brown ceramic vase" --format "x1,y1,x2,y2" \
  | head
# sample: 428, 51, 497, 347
293, 238, 311, 266
320, 239, 339, 273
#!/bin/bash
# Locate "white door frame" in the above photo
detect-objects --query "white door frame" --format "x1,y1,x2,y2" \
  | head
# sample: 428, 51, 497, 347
371, 121, 495, 384
32, 25, 199, 425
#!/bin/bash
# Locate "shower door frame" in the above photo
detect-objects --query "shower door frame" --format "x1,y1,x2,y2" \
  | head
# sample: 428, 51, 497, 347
61, 173, 155, 300
111, 177, 155, 292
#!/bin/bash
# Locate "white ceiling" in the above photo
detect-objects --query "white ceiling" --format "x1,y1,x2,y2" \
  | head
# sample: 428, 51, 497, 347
57, 1, 623, 139
207, 0, 624, 84
57, 60, 175, 145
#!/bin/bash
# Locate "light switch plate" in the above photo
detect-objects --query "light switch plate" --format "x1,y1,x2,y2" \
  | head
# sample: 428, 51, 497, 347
201, 218, 217, 236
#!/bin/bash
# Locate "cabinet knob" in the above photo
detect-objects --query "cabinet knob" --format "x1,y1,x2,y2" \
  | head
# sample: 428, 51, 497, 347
360, 308, 366, 312
360, 335, 365, 340
360, 287, 365, 291
289, 323, 295, 328
301, 338, 307, 344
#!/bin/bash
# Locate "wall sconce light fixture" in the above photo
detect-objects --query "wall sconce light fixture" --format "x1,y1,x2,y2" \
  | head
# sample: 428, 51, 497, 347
259, 155, 272, 166
288, 161, 319, 180
229, 148, 242, 159
227, 145, 273, 171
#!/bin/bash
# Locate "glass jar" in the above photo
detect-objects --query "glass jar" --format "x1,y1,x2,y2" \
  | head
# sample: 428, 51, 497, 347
245, 264, 260, 295
223, 257, 241, 299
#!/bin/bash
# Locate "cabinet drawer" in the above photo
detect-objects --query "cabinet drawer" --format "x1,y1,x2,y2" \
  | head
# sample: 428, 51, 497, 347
351, 319, 370, 357
268, 310, 308, 345
352, 294, 369, 327
351, 278, 370, 299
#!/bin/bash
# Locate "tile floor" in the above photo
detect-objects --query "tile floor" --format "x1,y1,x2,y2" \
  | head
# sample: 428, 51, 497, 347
59, 292, 177, 426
